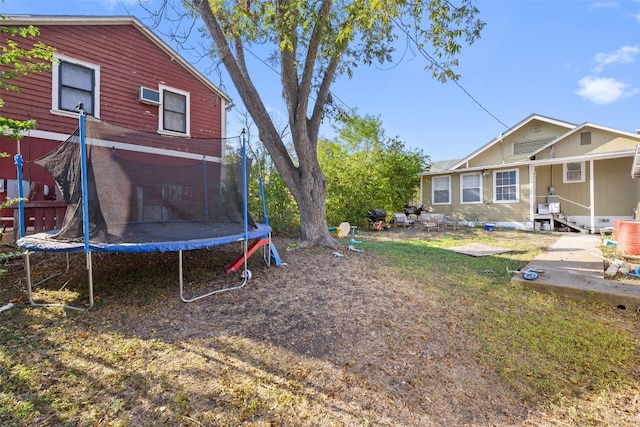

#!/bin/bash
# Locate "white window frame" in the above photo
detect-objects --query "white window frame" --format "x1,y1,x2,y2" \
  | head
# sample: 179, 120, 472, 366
460, 172, 483, 204
159, 84, 190, 136
493, 169, 519, 203
51, 54, 100, 118
563, 161, 585, 183
432, 175, 451, 205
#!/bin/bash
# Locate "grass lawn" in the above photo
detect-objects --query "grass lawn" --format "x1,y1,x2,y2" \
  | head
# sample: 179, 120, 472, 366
1, 227, 639, 426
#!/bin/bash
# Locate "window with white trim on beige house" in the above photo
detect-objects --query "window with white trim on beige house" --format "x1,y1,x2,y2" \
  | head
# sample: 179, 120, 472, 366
461, 172, 482, 204
432, 175, 451, 205
563, 161, 585, 183
493, 169, 518, 202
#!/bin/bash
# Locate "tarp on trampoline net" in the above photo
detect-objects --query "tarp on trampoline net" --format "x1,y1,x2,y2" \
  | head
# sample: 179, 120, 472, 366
35, 118, 256, 245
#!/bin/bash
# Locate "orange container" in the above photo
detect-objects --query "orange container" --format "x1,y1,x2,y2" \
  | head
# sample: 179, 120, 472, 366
614, 220, 640, 256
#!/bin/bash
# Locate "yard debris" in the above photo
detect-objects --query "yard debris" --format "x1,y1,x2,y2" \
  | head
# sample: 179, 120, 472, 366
506, 262, 541, 280
605, 260, 625, 277
0, 302, 14, 313
592, 252, 639, 278
627, 267, 640, 278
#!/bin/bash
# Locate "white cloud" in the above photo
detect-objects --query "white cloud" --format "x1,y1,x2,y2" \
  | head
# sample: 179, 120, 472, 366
588, 2, 619, 10
593, 45, 640, 73
576, 76, 638, 104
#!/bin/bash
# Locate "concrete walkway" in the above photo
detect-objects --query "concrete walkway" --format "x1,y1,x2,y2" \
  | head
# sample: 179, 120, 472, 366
511, 233, 640, 313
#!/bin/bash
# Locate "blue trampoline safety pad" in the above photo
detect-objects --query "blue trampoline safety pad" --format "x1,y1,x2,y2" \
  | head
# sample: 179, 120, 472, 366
17, 223, 272, 253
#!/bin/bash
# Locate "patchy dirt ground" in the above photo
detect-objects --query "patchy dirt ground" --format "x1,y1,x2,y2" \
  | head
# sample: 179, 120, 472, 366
1, 229, 639, 426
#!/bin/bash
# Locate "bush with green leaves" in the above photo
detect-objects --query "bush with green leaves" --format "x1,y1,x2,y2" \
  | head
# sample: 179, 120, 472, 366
319, 113, 428, 227
240, 113, 428, 233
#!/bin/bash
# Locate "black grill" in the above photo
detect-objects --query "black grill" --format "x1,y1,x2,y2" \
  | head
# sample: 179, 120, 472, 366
366, 209, 387, 222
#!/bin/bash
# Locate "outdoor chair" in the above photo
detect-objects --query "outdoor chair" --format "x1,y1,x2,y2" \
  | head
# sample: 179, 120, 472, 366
418, 213, 441, 231
394, 212, 414, 228
443, 214, 459, 230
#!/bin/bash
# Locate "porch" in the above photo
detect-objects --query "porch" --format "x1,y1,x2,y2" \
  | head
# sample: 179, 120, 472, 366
531, 156, 638, 234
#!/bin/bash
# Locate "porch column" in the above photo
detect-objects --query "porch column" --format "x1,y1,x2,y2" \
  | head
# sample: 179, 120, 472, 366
529, 164, 536, 224
590, 159, 595, 233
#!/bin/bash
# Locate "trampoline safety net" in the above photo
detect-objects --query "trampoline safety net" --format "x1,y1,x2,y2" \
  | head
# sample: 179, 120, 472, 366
36, 118, 256, 245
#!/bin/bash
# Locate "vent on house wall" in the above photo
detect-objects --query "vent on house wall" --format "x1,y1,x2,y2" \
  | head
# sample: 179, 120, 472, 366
513, 138, 554, 155
580, 131, 591, 146
139, 87, 160, 105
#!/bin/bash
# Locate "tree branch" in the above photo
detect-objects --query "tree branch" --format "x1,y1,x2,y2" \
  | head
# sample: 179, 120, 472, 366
190, 0, 297, 177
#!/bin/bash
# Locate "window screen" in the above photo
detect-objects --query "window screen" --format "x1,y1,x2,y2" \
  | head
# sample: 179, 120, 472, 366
565, 162, 583, 182
59, 61, 94, 115
432, 176, 451, 204
163, 90, 187, 133
495, 170, 517, 202
461, 173, 481, 203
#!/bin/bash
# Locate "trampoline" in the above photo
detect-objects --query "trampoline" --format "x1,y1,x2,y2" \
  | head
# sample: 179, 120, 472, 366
15, 113, 279, 311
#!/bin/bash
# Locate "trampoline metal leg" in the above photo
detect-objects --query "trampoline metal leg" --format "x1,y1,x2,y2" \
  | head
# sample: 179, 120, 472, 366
179, 246, 250, 303
25, 251, 93, 312
86, 251, 94, 309
32, 252, 70, 287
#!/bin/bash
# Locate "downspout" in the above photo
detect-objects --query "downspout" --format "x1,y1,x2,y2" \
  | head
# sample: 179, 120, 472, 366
589, 159, 595, 233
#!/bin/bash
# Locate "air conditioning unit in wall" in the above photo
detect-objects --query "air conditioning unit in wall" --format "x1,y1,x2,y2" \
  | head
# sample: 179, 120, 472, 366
138, 87, 160, 105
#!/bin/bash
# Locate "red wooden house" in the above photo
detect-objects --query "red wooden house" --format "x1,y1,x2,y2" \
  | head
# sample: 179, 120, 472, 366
0, 15, 231, 236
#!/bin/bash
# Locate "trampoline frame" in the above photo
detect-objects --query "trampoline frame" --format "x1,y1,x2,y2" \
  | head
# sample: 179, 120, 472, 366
19, 225, 272, 311
16, 112, 270, 311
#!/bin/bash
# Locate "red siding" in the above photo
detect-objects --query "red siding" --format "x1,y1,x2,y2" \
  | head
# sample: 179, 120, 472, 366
0, 20, 228, 231
0, 22, 225, 156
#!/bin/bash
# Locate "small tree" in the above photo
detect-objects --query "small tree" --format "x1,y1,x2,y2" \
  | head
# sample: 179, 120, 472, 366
0, 20, 55, 138
0, 14, 55, 250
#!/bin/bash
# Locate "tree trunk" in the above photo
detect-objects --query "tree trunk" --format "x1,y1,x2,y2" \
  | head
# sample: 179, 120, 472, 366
192, 1, 337, 248
290, 165, 336, 249
255, 124, 336, 249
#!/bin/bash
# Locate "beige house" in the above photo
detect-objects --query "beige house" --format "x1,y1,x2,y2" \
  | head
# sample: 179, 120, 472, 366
419, 113, 640, 233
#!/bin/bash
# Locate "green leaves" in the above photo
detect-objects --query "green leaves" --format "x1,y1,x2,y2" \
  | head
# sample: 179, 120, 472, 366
0, 18, 55, 142
0, 116, 37, 140
0, 17, 56, 249
0, 33, 55, 93
319, 113, 428, 226
189, 0, 484, 244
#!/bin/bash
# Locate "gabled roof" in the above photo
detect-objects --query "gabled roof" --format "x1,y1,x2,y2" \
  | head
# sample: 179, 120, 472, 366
421, 159, 462, 175
528, 121, 640, 159
4, 14, 231, 103
448, 113, 576, 171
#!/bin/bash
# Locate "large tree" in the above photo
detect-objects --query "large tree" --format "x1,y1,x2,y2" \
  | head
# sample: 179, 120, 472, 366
185, 0, 484, 248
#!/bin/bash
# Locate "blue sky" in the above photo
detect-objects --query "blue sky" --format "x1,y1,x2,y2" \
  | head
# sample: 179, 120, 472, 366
2, 0, 639, 161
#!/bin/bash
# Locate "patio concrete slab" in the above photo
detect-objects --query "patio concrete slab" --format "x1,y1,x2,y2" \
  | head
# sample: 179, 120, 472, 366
511, 233, 640, 313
